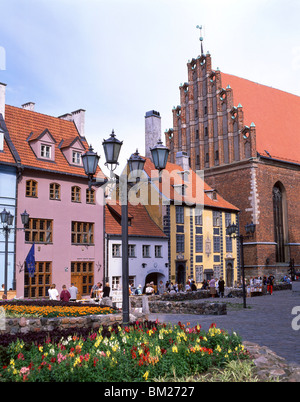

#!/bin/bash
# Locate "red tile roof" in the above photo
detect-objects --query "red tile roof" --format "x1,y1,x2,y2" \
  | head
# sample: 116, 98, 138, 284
105, 201, 167, 238
143, 157, 239, 211
2, 105, 104, 178
0, 133, 16, 165
220, 72, 300, 164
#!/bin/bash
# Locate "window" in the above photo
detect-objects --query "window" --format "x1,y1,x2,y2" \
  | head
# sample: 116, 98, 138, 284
225, 213, 231, 228
195, 212, 202, 226
195, 265, 203, 283
176, 225, 184, 233
112, 244, 121, 257
142, 245, 150, 258
71, 221, 94, 244
72, 151, 81, 165
41, 144, 51, 159
176, 206, 184, 224
24, 261, 51, 298
273, 183, 287, 262
195, 235, 203, 253
176, 234, 185, 253
86, 188, 95, 204
112, 276, 121, 290
49, 183, 60, 200
155, 245, 162, 258
71, 186, 81, 202
26, 180, 38, 198
25, 219, 53, 243
128, 244, 136, 257
226, 236, 233, 253
213, 235, 220, 253
213, 211, 221, 227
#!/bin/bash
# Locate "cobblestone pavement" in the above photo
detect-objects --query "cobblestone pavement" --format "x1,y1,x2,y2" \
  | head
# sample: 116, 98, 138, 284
149, 281, 300, 366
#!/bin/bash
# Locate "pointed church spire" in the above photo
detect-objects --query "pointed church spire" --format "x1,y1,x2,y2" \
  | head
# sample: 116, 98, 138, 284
196, 25, 204, 55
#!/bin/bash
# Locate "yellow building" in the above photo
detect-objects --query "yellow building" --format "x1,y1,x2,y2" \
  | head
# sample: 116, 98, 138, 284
143, 152, 239, 288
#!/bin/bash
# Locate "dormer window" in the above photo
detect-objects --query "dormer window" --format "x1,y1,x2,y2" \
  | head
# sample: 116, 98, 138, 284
72, 151, 81, 165
27, 129, 56, 161
59, 136, 85, 166
41, 144, 51, 159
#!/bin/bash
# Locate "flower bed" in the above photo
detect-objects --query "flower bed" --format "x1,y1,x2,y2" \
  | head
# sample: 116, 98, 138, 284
0, 321, 250, 382
0, 300, 118, 318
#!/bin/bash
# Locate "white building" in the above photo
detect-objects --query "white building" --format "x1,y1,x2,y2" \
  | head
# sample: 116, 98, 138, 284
105, 202, 169, 294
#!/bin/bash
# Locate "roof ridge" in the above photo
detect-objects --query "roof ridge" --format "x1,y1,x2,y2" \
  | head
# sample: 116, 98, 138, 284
5, 104, 77, 125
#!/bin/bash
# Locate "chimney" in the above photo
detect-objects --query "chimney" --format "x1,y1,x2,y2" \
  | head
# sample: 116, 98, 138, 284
58, 109, 86, 136
71, 109, 85, 136
22, 102, 35, 111
0, 82, 6, 118
58, 113, 73, 122
145, 110, 161, 159
176, 151, 190, 170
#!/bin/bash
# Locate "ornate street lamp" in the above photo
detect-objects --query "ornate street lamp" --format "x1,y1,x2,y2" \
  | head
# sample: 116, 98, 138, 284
81, 145, 100, 177
226, 221, 256, 308
102, 129, 123, 171
150, 138, 170, 173
20, 210, 30, 227
82, 129, 169, 324
127, 149, 145, 181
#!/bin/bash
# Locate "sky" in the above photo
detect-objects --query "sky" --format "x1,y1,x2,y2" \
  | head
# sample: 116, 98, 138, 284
0, 0, 300, 175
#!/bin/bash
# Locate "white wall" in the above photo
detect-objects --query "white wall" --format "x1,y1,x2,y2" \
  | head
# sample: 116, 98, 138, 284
107, 237, 169, 292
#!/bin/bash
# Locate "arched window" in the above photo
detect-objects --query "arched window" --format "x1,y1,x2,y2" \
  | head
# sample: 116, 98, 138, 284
71, 186, 81, 203
273, 182, 288, 262
49, 183, 61, 200
26, 180, 38, 198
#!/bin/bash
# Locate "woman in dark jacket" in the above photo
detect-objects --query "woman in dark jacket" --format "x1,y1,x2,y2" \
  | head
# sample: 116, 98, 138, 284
103, 282, 111, 298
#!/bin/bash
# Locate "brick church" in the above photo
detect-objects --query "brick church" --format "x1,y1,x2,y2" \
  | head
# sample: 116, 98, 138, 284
165, 43, 300, 279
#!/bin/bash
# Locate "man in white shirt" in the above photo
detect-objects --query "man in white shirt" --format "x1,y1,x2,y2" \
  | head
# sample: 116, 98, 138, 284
69, 283, 78, 301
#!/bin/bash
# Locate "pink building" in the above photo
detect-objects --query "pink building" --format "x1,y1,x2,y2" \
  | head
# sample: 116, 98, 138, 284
4, 103, 105, 299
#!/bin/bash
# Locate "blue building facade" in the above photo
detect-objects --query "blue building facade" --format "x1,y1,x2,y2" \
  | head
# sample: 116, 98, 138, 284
0, 164, 17, 290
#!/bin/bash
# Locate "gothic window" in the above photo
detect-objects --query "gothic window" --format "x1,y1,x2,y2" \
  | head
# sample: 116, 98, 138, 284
273, 182, 287, 262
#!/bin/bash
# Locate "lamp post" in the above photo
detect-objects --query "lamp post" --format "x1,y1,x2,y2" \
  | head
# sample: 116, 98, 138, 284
0, 209, 29, 296
226, 221, 256, 309
82, 132, 169, 324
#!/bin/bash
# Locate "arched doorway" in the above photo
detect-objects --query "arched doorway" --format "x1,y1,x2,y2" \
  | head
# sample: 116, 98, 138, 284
144, 272, 166, 294
176, 262, 186, 286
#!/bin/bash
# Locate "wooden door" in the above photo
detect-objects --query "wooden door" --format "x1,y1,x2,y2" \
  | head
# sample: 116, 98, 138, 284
71, 274, 82, 300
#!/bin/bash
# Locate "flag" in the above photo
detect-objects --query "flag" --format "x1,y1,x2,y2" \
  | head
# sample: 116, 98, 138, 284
25, 243, 35, 278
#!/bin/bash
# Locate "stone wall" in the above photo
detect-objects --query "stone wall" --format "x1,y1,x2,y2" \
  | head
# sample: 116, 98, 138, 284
1, 313, 125, 336
130, 293, 227, 315
149, 300, 227, 315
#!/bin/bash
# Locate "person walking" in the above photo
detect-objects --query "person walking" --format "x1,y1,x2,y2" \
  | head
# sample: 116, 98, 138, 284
69, 283, 78, 301
267, 275, 274, 295
60, 285, 71, 302
218, 276, 225, 298
209, 276, 216, 298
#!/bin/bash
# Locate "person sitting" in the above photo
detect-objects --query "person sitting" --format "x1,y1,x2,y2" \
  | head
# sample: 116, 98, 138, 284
135, 284, 142, 295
